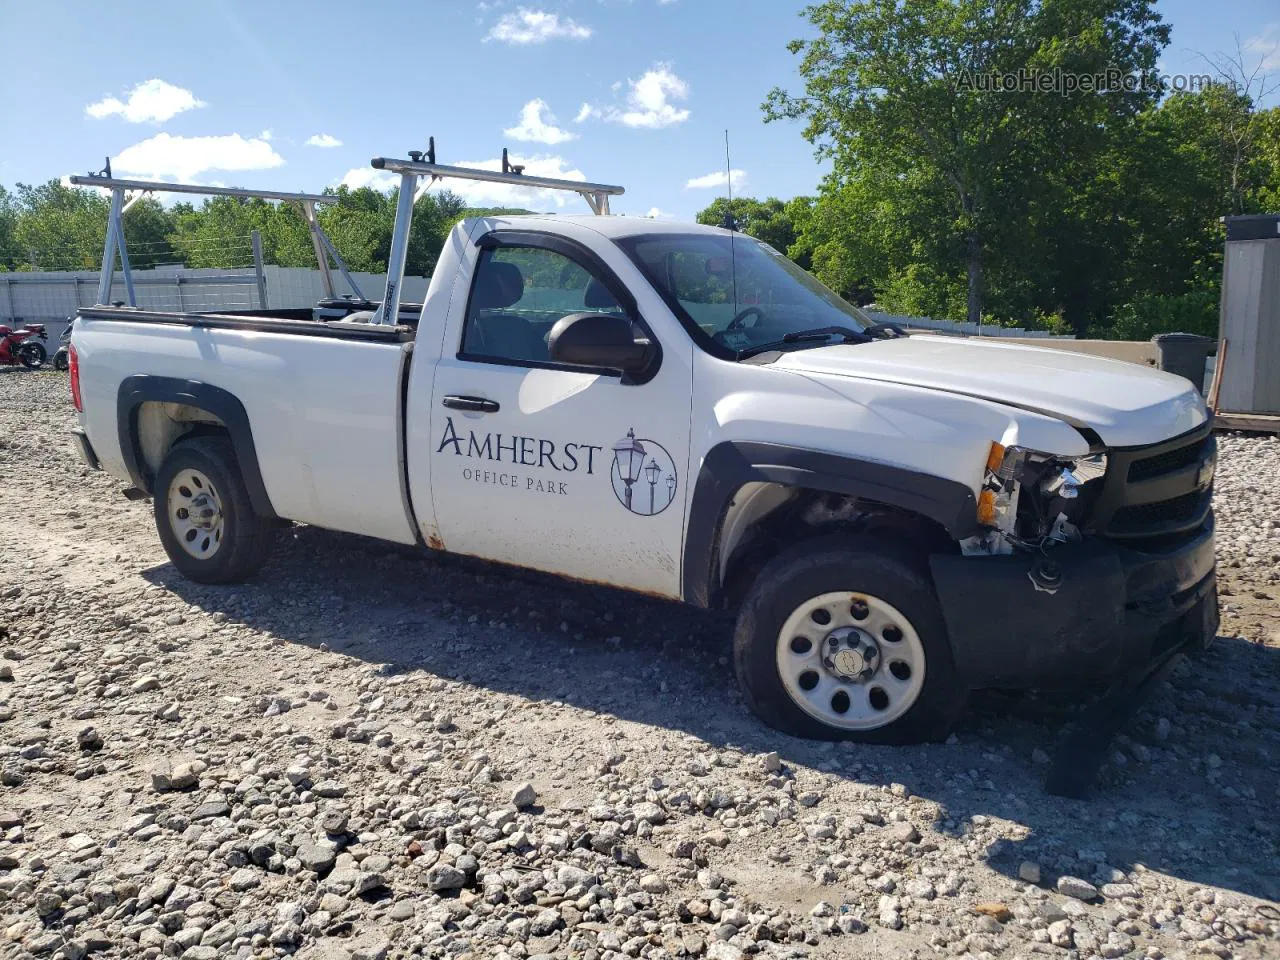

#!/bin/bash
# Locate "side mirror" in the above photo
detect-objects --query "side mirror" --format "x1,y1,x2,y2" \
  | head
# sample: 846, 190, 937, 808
548, 313, 651, 372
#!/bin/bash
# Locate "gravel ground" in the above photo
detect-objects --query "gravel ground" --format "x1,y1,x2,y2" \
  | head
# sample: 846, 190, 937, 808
1, 368, 1277, 960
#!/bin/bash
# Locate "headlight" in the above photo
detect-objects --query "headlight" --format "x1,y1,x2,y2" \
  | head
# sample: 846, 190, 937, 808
1038, 453, 1106, 499
978, 444, 1107, 535
977, 442, 1017, 528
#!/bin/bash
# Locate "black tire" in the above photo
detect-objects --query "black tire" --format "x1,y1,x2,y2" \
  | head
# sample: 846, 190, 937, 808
53, 349, 69, 372
153, 436, 275, 584
732, 533, 964, 744
17, 341, 46, 369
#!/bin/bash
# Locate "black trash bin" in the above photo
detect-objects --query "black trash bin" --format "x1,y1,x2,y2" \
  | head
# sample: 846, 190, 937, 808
1151, 333, 1217, 394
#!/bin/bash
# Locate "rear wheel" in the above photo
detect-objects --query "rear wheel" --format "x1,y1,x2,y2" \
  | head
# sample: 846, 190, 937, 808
17, 341, 46, 369
53, 349, 69, 371
733, 534, 964, 744
154, 436, 275, 583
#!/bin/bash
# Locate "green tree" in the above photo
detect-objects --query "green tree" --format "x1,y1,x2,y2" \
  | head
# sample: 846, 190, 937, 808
0, 186, 20, 272
1246, 105, 1280, 213
1081, 84, 1280, 338
766, 0, 1169, 328
120, 197, 178, 270
168, 196, 314, 269
316, 186, 394, 274
11, 180, 110, 271
406, 189, 467, 277
694, 196, 805, 257
169, 197, 264, 268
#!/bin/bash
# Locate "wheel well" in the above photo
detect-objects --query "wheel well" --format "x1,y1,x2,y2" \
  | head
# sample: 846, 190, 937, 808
717, 484, 958, 612
117, 376, 278, 520
134, 401, 228, 477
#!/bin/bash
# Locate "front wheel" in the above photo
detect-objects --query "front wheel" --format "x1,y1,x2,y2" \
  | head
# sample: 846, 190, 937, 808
53, 349, 69, 371
17, 341, 46, 369
733, 534, 965, 744
154, 436, 276, 584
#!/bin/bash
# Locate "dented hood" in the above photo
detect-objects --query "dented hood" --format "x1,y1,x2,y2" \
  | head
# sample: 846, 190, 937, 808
772, 335, 1208, 448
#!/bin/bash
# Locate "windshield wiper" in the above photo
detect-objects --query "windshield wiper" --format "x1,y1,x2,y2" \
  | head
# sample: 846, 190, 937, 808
736, 325, 870, 360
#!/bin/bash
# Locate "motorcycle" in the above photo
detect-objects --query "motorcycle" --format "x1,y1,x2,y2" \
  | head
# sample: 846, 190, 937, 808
53, 319, 75, 371
0, 323, 48, 369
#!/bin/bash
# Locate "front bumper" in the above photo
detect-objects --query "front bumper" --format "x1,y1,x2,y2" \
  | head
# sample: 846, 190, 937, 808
930, 519, 1218, 689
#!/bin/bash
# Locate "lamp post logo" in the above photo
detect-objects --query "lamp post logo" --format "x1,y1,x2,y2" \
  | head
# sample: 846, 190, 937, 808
610, 428, 678, 517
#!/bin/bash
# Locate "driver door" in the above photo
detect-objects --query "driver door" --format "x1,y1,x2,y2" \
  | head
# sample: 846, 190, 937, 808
425, 231, 693, 598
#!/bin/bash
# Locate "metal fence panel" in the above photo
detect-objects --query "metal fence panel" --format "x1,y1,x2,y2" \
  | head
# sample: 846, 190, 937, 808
0, 266, 432, 325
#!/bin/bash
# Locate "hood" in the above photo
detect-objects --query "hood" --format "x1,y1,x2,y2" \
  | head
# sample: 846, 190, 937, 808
772, 336, 1207, 448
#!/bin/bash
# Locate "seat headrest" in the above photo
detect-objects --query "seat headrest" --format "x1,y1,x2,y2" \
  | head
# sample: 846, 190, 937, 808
584, 278, 620, 311
473, 261, 524, 310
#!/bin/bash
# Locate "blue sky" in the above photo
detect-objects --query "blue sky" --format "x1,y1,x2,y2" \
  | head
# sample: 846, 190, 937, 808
0, 0, 1277, 221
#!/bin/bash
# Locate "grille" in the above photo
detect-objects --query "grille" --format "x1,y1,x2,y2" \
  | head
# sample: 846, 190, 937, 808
1109, 489, 1210, 536
1095, 426, 1215, 540
1127, 435, 1212, 482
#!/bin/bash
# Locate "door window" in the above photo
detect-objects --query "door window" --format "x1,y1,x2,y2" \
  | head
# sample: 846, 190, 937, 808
461, 245, 624, 364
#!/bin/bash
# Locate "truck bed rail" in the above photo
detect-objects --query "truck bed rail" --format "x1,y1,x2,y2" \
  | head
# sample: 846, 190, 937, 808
76, 306, 414, 343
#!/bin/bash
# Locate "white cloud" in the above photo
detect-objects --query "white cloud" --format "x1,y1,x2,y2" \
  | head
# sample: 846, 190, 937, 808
574, 102, 600, 123
607, 63, 690, 128
685, 169, 747, 190
484, 8, 592, 44
339, 168, 402, 191
504, 99, 577, 144
1244, 24, 1280, 71
307, 133, 343, 148
85, 79, 205, 124
113, 133, 284, 181
645, 207, 670, 218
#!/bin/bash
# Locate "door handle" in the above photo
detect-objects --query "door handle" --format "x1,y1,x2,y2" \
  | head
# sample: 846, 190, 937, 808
442, 395, 500, 413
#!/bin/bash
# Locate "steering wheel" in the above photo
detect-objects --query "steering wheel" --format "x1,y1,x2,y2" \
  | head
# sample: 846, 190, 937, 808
724, 305, 765, 333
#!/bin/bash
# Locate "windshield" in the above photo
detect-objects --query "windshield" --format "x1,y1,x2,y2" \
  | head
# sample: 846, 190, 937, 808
615, 232, 871, 358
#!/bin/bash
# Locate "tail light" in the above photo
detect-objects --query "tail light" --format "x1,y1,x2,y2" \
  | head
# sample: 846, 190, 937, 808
69, 343, 82, 411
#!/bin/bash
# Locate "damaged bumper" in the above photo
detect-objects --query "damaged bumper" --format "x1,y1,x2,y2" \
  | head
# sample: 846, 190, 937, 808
930, 519, 1218, 689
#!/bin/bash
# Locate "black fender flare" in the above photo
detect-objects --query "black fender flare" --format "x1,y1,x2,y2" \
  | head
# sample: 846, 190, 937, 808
116, 375, 278, 519
681, 441, 979, 607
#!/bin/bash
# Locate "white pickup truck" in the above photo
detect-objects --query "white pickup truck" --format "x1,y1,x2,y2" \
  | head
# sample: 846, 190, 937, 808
69, 153, 1218, 762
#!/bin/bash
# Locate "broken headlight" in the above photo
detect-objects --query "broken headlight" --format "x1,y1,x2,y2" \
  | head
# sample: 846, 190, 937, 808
976, 443, 1107, 549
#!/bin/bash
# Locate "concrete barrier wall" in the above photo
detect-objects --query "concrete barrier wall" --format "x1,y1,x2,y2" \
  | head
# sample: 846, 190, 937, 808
998, 338, 1159, 367
868, 310, 1076, 340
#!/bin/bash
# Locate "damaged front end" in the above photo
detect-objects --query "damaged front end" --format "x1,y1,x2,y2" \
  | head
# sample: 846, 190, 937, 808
934, 424, 1219, 691
961, 442, 1109, 592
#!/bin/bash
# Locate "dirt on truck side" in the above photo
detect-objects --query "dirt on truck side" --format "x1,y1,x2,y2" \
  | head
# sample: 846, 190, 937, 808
0, 368, 1277, 960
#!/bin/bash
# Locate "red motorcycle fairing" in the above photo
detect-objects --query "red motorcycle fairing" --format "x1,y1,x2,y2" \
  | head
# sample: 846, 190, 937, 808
0, 324, 48, 365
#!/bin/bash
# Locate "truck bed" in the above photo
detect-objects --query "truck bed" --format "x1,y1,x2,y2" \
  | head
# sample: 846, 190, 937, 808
73, 309, 420, 546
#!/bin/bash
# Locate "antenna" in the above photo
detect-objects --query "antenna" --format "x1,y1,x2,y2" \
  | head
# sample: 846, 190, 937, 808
723, 130, 735, 224
724, 129, 739, 313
